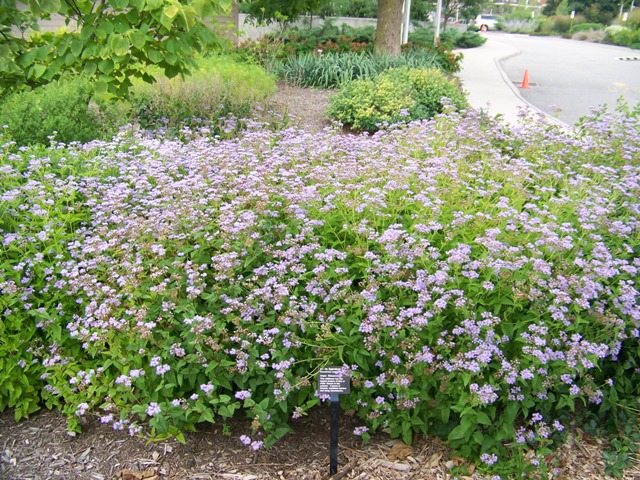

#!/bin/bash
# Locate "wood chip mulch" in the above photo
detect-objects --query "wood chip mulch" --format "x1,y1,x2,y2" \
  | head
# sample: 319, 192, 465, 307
2, 406, 639, 480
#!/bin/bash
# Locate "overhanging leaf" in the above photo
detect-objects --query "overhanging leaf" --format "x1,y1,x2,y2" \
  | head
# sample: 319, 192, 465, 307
163, 4, 179, 19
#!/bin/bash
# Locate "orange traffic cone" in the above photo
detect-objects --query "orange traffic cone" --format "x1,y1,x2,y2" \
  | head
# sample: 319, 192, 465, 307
520, 69, 530, 89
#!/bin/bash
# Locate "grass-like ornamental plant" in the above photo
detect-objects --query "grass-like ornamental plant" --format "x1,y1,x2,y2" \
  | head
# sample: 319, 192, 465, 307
327, 67, 467, 131
131, 54, 278, 136
275, 51, 445, 89
1, 103, 640, 477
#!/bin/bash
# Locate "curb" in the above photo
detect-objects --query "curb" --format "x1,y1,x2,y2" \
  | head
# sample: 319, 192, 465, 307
493, 45, 569, 129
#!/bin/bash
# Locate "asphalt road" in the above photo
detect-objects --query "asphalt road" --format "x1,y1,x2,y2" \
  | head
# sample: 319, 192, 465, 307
495, 33, 640, 125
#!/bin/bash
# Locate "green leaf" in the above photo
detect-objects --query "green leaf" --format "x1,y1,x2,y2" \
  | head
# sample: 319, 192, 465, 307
159, 12, 173, 29
84, 61, 97, 77
164, 4, 179, 19
439, 406, 450, 423
199, 410, 215, 423
95, 21, 114, 39
112, 15, 130, 33
109, 0, 129, 9
164, 52, 178, 65
35, 46, 49, 61
80, 25, 94, 41
163, 64, 181, 78
109, 35, 130, 56
129, 30, 146, 49
448, 422, 472, 442
165, 38, 179, 53
145, 0, 162, 9
147, 48, 162, 64
70, 39, 83, 57
17, 50, 37, 68
64, 51, 75, 66
180, 6, 196, 28
218, 404, 236, 418
476, 411, 492, 425
98, 58, 114, 74
273, 425, 291, 440
40, 0, 61, 14
191, 0, 215, 17
31, 64, 47, 79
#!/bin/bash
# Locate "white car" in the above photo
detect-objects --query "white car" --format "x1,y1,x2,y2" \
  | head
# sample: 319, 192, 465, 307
473, 14, 502, 31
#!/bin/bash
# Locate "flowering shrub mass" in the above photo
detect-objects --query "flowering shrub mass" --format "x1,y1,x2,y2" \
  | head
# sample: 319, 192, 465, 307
1, 105, 640, 476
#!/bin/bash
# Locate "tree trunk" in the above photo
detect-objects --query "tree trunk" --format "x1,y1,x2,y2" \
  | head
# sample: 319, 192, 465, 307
374, 0, 405, 56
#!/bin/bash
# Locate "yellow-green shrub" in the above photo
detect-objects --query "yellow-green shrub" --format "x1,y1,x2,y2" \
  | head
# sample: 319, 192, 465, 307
326, 67, 467, 132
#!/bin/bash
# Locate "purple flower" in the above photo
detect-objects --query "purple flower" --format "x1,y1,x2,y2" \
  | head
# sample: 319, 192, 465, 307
250, 440, 264, 451
75, 403, 89, 416
201, 383, 214, 395
480, 453, 498, 465
146, 402, 161, 416
353, 426, 369, 436
100, 414, 113, 424
235, 390, 252, 400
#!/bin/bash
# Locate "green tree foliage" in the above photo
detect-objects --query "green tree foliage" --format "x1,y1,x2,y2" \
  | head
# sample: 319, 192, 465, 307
542, 0, 619, 23
319, 0, 379, 17
440, 0, 487, 27
240, 0, 331, 24
0, 0, 232, 96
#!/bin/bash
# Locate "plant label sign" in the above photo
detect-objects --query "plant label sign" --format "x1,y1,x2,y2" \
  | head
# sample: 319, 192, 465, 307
318, 367, 351, 395
318, 367, 350, 476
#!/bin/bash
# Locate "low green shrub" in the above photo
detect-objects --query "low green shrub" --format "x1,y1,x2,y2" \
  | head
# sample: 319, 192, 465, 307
0, 76, 121, 146
326, 67, 467, 131
235, 24, 378, 70
276, 50, 444, 89
537, 15, 587, 34
407, 27, 437, 47
454, 31, 487, 48
131, 55, 277, 135
408, 27, 486, 50
604, 25, 640, 47
570, 22, 604, 33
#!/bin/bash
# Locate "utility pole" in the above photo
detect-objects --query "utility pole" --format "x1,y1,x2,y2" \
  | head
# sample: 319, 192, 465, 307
434, 0, 443, 43
402, 0, 412, 44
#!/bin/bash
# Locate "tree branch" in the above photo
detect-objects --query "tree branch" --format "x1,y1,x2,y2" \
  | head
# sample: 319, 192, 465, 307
63, 0, 83, 24
91, 0, 108, 28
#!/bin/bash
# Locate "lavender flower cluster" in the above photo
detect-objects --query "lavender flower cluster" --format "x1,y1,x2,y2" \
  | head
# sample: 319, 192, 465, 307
1, 106, 639, 473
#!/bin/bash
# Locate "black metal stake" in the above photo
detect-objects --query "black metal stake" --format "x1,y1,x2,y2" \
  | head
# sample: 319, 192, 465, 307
329, 393, 340, 476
